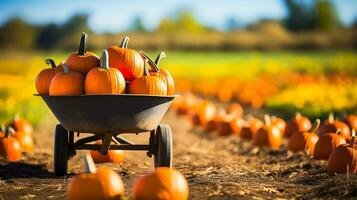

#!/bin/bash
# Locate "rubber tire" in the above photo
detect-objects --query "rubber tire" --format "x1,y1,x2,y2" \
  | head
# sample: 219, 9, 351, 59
54, 124, 69, 176
154, 124, 173, 168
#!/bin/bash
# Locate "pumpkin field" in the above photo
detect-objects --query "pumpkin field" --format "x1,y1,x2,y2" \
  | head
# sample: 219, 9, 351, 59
0, 48, 357, 199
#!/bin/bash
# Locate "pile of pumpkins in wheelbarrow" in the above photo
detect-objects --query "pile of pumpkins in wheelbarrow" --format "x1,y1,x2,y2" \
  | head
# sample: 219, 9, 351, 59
35, 33, 188, 200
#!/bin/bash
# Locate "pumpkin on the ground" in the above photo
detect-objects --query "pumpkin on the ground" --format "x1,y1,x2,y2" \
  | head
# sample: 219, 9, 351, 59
345, 114, 357, 131
318, 113, 350, 140
313, 130, 346, 160
8, 115, 33, 136
191, 100, 216, 127
0, 128, 21, 162
253, 115, 282, 149
49, 63, 84, 96
35, 59, 63, 94
107, 36, 144, 80
90, 140, 125, 164
11, 127, 34, 153
287, 119, 320, 155
67, 154, 125, 200
240, 116, 264, 140
66, 32, 100, 75
133, 167, 189, 200
85, 50, 126, 94
326, 130, 357, 174
284, 112, 312, 138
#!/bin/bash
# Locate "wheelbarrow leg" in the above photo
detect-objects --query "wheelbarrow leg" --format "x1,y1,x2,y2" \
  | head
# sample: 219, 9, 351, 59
54, 124, 69, 176
154, 124, 173, 168
101, 134, 112, 155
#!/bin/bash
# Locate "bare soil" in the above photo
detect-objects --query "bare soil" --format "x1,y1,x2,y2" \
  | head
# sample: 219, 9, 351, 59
0, 111, 356, 200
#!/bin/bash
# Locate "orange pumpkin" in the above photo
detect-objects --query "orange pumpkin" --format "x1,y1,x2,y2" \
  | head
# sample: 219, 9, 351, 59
11, 127, 34, 153
229, 117, 245, 135
67, 154, 125, 200
176, 93, 198, 116
318, 113, 350, 140
192, 100, 216, 126
133, 167, 189, 200
287, 119, 320, 155
141, 51, 175, 95
227, 103, 243, 118
326, 130, 357, 174
85, 50, 126, 94
204, 109, 226, 132
345, 114, 357, 130
284, 112, 312, 138
8, 115, 33, 136
271, 116, 286, 135
129, 59, 167, 95
66, 32, 100, 75
240, 116, 264, 140
90, 141, 125, 164
0, 128, 21, 162
216, 114, 237, 136
313, 130, 346, 160
49, 63, 84, 96
107, 36, 144, 80
35, 59, 63, 94
253, 115, 282, 149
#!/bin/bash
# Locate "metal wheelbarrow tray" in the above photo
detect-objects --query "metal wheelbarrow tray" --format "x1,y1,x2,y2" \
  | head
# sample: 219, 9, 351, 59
36, 94, 176, 176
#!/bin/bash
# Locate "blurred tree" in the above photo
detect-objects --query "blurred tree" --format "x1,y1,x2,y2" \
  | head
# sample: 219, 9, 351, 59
130, 16, 147, 32
176, 11, 205, 33
284, 0, 315, 30
314, 0, 340, 30
157, 17, 176, 33
36, 23, 62, 49
0, 17, 37, 49
62, 14, 91, 36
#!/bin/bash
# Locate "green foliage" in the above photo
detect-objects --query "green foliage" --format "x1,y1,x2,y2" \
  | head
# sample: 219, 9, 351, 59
130, 16, 147, 32
315, 0, 340, 30
157, 10, 205, 33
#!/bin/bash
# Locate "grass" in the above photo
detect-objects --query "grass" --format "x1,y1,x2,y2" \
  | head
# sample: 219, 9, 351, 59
0, 50, 356, 124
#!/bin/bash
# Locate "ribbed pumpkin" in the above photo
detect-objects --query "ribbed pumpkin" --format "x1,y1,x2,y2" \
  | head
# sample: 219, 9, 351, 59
287, 119, 320, 155
240, 116, 264, 140
128, 59, 167, 95
66, 32, 100, 75
11, 127, 34, 154
133, 167, 189, 200
284, 112, 312, 138
313, 130, 346, 160
85, 50, 126, 94
271, 116, 286, 135
49, 63, 84, 96
345, 114, 357, 130
90, 141, 125, 164
67, 154, 125, 200
8, 115, 33, 136
253, 115, 282, 149
326, 130, 357, 174
141, 51, 175, 95
107, 36, 144, 80
0, 128, 21, 162
318, 113, 350, 140
35, 59, 63, 94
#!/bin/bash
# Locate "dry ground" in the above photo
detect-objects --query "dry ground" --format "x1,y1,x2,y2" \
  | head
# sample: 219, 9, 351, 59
0, 111, 357, 199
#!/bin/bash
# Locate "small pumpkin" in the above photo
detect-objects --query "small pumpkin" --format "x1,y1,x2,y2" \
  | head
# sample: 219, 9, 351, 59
85, 50, 126, 94
345, 114, 357, 131
35, 59, 63, 94
90, 141, 125, 164
271, 116, 286, 135
11, 127, 34, 153
133, 167, 189, 200
313, 130, 346, 160
287, 119, 320, 155
140, 51, 175, 95
129, 59, 167, 95
240, 116, 264, 140
204, 109, 226, 132
253, 115, 282, 149
216, 114, 237, 136
49, 63, 84, 96
107, 36, 144, 80
227, 103, 243, 118
318, 113, 350, 140
66, 32, 100, 75
284, 112, 312, 138
67, 154, 125, 200
326, 130, 357, 174
192, 100, 216, 126
176, 93, 198, 116
0, 128, 21, 162
8, 115, 33, 136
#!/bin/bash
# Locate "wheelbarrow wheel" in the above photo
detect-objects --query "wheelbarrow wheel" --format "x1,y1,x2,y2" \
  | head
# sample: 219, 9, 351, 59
154, 124, 173, 168
54, 124, 69, 176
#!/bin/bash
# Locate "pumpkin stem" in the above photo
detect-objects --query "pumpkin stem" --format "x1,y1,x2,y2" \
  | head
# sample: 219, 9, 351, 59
155, 52, 166, 66
264, 114, 271, 127
78, 32, 88, 56
139, 51, 160, 72
100, 50, 110, 69
311, 119, 321, 133
295, 112, 302, 119
336, 129, 341, 135
84, 153, 97, 173
120, 36, 130, 48
61, 62, 70, 74
5, 127, 15, 138
45, 59, 56, 69
328, 113, 334, 123
143, 58, 150, 76
350, 129, 355, 148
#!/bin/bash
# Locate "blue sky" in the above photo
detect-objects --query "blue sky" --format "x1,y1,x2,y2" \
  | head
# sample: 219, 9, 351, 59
0, 0, 356, 33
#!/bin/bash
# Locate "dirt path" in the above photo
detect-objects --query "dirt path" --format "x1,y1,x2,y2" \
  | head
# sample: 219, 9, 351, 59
0, 111, 356, 199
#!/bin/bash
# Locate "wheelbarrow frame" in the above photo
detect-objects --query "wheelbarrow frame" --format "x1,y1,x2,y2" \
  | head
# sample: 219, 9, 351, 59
36, 94, 175, 176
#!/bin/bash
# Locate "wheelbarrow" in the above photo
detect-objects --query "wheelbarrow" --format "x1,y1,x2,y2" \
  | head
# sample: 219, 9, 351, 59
36, 94, 175, 176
